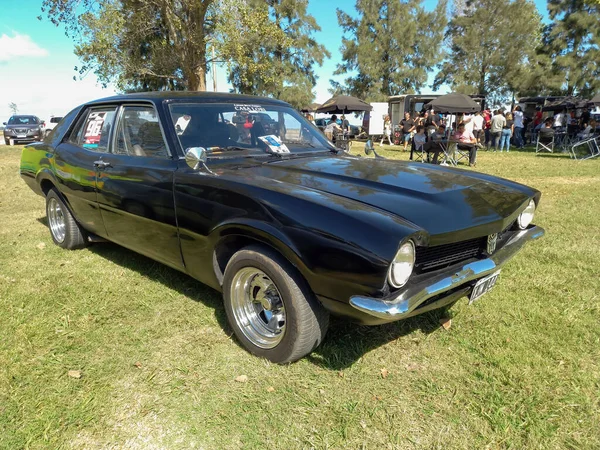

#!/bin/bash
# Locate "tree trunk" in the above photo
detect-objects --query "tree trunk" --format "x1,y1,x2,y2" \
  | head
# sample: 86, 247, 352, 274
188, 65, 207, 91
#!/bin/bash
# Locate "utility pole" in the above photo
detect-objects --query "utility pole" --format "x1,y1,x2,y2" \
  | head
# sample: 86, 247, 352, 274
212, 45, 217, 92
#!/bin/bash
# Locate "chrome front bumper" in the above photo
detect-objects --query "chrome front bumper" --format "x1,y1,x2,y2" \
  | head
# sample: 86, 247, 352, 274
349, 226, 545, 322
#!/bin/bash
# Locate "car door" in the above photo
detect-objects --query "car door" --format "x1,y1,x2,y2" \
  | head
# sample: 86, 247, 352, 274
53, 106, 118, 237
94, 103, 183, 271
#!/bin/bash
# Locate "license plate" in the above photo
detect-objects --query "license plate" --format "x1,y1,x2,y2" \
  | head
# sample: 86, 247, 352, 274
17, 135, 26, 138
469, 270, 501, 304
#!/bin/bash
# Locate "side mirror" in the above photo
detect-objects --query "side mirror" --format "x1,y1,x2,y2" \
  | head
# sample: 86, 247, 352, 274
2, 122, 6, 126
364, 139, 384, 159
185, 147, 208, 171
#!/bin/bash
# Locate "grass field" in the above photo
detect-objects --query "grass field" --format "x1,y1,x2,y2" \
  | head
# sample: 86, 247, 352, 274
1, 144, 599, 449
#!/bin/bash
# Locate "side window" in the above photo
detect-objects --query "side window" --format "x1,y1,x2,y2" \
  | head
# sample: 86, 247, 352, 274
67, 107, 117, 153
115, 105, 169, 158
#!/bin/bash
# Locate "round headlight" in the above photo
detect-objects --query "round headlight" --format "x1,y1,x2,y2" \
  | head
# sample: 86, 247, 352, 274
517, 199, 536, 229
388, 240, 415, 288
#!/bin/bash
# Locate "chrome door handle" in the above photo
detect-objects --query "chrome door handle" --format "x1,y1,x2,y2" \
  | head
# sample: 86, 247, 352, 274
94, 160, 112, 169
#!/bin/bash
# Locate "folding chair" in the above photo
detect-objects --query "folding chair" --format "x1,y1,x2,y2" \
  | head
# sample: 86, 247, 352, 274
441, 141, 457, 166
536, 133, 554, 154
454, 144, 471, 165
412, 139, 426, 162
570, 136, 600, 161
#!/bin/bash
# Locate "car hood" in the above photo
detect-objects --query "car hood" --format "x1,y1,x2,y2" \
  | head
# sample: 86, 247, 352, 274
232, 155, 535, 243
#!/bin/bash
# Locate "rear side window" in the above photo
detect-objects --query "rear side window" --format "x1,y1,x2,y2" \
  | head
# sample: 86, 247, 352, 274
68, 107, 117, 153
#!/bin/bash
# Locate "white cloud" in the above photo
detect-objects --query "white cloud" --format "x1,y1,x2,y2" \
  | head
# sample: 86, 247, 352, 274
0, 33, 49, 62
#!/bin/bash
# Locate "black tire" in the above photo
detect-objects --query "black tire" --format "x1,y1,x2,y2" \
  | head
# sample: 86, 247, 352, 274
223, 245, 329, 364
45, 189, 88, 249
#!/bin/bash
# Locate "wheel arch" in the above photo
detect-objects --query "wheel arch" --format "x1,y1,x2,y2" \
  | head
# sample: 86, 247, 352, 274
211, 222, 308, 289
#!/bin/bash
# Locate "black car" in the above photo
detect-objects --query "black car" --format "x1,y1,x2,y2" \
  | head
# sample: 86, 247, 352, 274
20, 92, 544, 363
4, 115, 44, 145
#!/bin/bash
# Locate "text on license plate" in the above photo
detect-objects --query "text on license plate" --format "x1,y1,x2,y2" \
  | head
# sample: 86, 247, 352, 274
17, 135, 27, 138
469, 270, 501, 304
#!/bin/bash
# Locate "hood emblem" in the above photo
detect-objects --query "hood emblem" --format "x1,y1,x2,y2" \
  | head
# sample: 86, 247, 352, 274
487, 233, 498, 254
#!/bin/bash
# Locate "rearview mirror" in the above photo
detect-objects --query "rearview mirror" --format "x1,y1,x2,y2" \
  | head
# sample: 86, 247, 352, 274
185, 147, 208, 171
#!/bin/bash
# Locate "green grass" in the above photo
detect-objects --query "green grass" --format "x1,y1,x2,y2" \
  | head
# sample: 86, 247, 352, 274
1, 145, 599, 449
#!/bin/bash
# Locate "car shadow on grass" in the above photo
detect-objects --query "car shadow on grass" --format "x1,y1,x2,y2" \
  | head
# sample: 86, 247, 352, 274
83, 240, 230, 328
306, 310, 449, 370
40, 224, 451, 368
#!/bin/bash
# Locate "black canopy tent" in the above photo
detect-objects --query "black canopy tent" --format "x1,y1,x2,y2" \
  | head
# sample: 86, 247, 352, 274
300, 103, 321, 113
590, 94, 600, 106
542, 96, 589, 112
316, 95, 373, 114
425, 93, 481, 114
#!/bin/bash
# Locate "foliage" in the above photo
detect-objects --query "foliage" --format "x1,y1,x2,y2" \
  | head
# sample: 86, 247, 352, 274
541, 0, 600, 97
8, 102, 18, 115
41, 0, 218, 91
333, 0, 448, 102
1, 146, 600, 448
433, 0, 543, 104
223, 0, 329, 109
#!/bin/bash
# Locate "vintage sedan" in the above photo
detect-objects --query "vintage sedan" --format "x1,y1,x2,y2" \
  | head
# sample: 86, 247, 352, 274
20, 92, 544, 363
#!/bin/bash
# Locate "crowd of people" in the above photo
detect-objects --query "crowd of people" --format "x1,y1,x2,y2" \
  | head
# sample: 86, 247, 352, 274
308, 103, 598, 165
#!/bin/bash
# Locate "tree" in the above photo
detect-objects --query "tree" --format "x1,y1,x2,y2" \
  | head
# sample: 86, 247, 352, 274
42, 0, 218, 91
333, 0, 448, 102
433, 0, 543, 103
8, 103, 18, 115
223, 0, 330, 109
542, 0, 600, 97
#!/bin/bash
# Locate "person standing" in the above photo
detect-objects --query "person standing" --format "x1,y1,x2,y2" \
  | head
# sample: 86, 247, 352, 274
380, 115, 392, 146
499, 113, 514, 152
513, 106, 525, 148
483, 109, 492, 148
553, 110, 565, 129
472, 111, 484, 145
400, 112, 415, 151
489, 110, 506, 151
580, 107, 591, 130
531, 107, 543, 143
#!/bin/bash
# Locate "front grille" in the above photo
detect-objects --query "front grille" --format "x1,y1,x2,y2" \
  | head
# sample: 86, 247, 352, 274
416, 237, 485, 272
15, 128, 27, 134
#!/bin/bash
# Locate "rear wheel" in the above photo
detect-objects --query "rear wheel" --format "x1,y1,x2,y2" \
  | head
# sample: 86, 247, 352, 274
223, 246, 329, 363
45, 189, 87, 249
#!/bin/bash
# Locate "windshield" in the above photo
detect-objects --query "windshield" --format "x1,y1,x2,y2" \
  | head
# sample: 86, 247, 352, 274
168, 102, 333, 157
8, 116, 39, 125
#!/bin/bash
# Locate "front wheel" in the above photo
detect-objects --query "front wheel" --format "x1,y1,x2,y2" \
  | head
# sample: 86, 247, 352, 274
223, 246, 329, 364
46, 189, 88, 249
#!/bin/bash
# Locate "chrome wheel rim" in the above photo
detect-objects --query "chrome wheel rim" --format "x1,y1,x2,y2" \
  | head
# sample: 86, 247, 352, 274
47, 197, 66, 243
230, 267, 286, 349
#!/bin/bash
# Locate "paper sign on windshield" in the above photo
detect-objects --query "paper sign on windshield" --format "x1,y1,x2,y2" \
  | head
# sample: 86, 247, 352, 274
258, 135, 290, 154
234, 104, 266, 113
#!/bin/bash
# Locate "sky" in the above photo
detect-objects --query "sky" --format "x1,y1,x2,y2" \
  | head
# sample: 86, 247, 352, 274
0, 0, 550, 123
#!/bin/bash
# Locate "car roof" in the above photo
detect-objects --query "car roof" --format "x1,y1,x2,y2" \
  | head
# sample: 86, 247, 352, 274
88, 91, 291, 107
